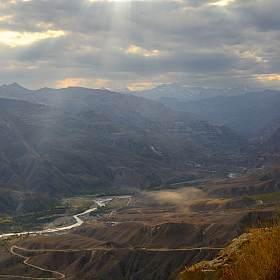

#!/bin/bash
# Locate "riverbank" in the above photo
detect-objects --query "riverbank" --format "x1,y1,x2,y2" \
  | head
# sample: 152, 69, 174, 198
0, 195, 131, 239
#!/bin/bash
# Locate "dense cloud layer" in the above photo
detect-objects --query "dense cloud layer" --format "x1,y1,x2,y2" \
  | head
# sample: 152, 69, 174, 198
0, 0, 279, 90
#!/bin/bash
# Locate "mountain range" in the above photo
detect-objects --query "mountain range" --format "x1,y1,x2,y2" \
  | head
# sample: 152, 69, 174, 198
0, 86, 244, 215
176, 90, 280, 138
118, 82, 280, 102
0, 82, 279, 279
114, 83, 280, 139
0, 82, 279, 217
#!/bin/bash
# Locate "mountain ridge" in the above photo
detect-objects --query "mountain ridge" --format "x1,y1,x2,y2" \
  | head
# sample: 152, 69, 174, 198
119, 82, 280, 102
176, 90, 280, 138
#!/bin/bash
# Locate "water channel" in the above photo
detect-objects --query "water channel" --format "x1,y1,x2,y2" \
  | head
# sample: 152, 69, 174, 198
0, 195, 131, 239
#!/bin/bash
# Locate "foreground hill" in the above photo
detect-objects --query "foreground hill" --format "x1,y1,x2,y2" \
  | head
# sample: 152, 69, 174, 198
179, 212, 280, 280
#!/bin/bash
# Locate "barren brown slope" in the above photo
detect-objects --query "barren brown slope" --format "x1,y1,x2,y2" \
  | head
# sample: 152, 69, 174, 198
0, 207, 275, 280
201, 164, 280, 198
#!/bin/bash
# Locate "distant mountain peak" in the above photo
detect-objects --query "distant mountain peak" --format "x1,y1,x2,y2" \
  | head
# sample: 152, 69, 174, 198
9, 82, 27, 90
111, 86, 131, 93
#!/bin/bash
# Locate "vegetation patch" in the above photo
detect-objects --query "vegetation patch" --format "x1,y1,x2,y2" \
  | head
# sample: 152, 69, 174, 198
0, 207, 67, 233
251, 191, 280, 204
0, 234, 29, 247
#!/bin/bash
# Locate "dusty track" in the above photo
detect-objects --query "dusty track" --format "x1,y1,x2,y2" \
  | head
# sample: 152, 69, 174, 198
2, 245, 66, 280
0, 275, 59, 279
0, 244, 224, 280
11, 245, 224, 253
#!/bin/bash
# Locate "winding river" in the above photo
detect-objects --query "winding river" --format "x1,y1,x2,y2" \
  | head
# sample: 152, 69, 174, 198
0, 195, 131, 239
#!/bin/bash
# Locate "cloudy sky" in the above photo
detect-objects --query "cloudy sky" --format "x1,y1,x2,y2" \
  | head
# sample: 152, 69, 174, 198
0, 0, 280, 90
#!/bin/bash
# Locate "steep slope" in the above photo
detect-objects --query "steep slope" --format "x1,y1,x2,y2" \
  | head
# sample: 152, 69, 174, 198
178, 212, 280, 280
0, 83, 278, 141
0, 93, 247, 159
138, 120, 245, 154
237, 126, 280, 168
219, 125, 280, 171
0, 183, 56, 216
0, 97, 246, 167
257, 118, 280, 137
0, 104, 203, 207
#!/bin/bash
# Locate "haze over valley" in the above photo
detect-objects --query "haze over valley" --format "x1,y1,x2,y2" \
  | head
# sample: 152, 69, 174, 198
1, 0, 280, 278
0, 83, 279, 279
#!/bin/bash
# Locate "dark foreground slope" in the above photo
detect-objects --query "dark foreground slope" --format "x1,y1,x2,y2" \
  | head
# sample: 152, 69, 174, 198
179, 212, 280, 280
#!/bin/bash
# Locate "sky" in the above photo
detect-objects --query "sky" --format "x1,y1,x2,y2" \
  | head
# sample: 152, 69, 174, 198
0, 0, 280, 91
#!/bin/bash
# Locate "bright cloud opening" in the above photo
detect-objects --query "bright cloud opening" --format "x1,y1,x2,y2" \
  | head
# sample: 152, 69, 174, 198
127, 82, 161, 91
126, 45, 159, 57
56, 78, 93, 88
209, 0, 235, 6
256, 74, 280, 83
89, 0, 167, 2
239, 51, 268, 63
0, 30, 66, 47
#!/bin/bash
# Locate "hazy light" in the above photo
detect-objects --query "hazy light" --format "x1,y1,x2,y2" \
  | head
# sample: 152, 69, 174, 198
126, 45, 159, 57
89, 0, 173, 2
0, 30, 66, 47
56, 78, 93, 88
209, 0, 235, 6
0, 15, 12, 22
239, 51, 267, 63
127, 82, 160, 91
256, 74, 280, 83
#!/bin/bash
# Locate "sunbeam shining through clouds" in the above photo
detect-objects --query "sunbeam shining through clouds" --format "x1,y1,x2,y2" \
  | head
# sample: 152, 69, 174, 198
0, 0, 279, 90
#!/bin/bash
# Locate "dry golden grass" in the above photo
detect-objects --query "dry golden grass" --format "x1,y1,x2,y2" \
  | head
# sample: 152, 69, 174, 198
221, 213, 280, 280
178, 270, 221, 280
178, 212, 280, 280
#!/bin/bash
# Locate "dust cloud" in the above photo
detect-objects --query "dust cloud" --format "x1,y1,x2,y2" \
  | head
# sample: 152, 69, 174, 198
144, 187, 205, 205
